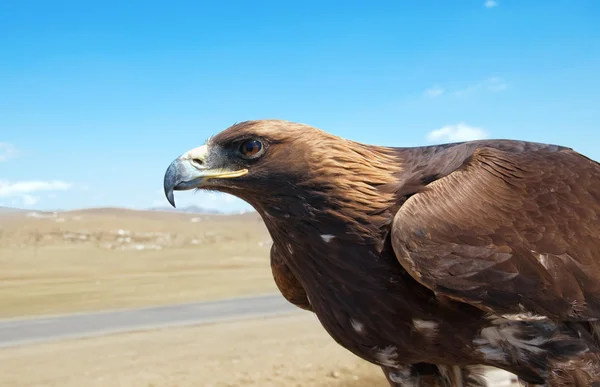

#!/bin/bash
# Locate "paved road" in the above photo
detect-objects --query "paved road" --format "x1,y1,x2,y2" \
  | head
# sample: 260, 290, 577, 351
0, 293, 299, 348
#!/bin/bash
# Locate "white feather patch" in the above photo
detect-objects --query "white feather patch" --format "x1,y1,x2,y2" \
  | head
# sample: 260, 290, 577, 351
320, 234, 335, 242
387, 366, 416, 386
413, 319, 439, 335
374, 345, 399, 367
473, 317, 548, 363
350, 318, 365, 335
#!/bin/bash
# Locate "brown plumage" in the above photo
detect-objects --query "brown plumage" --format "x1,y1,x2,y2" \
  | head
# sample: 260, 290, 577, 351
163, 119, 600, 386
270, 244, 312, 311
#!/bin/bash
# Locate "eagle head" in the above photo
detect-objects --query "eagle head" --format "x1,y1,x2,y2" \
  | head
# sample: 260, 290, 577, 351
164, 120, 330, 207
163, 119, 403, 243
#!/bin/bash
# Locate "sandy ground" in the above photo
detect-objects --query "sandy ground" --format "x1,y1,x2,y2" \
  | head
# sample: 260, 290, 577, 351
0, 209, 276, 318
0, 208, 518, 386
0, 313, 391, 387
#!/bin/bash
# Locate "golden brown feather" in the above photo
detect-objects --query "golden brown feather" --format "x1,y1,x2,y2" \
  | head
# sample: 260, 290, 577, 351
392, 146, 600, 320
270, 244, 312, 311
164, 119, 600, 387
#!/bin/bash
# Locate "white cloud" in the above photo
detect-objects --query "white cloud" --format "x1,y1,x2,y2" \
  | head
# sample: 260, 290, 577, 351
427, 123, 489, 143
423, 77, 507, 100
455, 77, 507, 96
0, 143, 18, 162
22, 195, 40, 206
0, 180, 73, 198
424, 85, 445, 97
484, 0, 498, 8
485, 76, 508, 92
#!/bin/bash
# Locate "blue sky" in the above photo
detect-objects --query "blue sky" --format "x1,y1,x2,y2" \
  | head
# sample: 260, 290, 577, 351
1, 0, 599, 212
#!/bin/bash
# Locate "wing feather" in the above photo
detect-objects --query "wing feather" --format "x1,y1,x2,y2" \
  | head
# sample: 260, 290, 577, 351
391, 146, 600, 320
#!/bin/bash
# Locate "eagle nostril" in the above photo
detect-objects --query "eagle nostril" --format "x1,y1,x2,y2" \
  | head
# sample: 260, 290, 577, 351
192, 158, 203, 166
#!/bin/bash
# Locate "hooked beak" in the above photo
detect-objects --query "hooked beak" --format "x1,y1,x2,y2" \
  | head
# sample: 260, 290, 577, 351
163, 145, 248, 208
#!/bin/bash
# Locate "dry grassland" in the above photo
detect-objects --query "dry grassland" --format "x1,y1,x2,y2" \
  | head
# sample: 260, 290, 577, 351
0, 208, 276, 318
0, 313, 390, 387
0, 208, 517, 386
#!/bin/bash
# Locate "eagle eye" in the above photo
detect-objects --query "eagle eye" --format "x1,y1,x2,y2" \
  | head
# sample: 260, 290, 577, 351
239, 139, 264, 159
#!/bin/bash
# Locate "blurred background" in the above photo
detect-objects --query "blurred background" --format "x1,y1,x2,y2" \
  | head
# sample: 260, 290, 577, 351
0, 1, 598, 386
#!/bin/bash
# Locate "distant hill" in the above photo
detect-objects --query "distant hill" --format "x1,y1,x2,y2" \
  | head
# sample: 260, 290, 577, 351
148, 205, 227, 214
0, 205, 254, 216
0, 206, 27, 213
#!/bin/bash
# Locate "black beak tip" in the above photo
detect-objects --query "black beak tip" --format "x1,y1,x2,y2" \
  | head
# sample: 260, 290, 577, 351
163, 163, 178, 208
165, 187, 176, 208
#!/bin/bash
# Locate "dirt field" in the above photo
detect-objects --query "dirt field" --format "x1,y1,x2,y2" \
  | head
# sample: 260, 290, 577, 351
0, 208, 518, 386
0, 209, 276, 318
0, 313, 390, 387
0, 313, 517, 387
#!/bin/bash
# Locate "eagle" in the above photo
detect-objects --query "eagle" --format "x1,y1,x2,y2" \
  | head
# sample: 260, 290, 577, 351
163, 120, 600, 386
